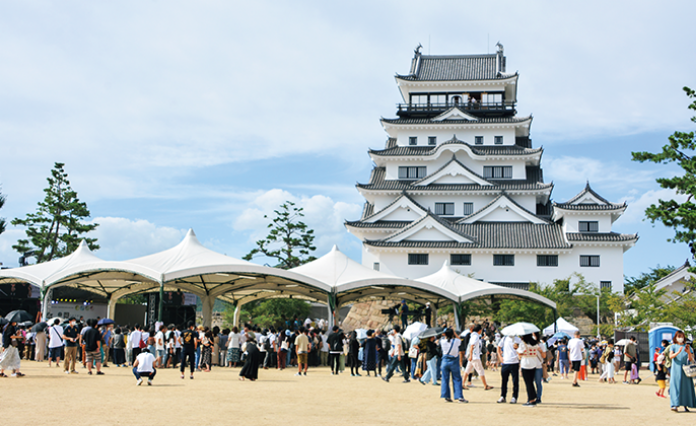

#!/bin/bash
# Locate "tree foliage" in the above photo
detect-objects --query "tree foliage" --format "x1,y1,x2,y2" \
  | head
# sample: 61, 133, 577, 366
624, 265, 676, 294
224, 298, 311, 329
243, 201, 316, 269
631, 87, 696, 263
0, 186, 6, 237
11, 162, 99, 263
607, 282, 669, 332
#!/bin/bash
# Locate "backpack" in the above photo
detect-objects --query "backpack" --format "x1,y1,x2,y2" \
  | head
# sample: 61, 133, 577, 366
264, 336, 271, 352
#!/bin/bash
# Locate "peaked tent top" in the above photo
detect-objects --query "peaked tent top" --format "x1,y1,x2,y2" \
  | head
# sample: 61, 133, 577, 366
418, 261, 556, 309
0, 240, 103, 288
542, 317, 579, 336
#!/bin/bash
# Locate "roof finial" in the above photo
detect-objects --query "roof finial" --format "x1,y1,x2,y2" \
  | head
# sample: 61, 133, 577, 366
496, 41, 503, 54
414, 43, 423, 56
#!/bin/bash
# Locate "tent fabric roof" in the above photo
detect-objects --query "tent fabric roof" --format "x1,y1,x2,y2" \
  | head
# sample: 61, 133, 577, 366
542, 317, 579, 336
291, 245, 459, 307
0, 240, 103, 288
417, 261, 557, 309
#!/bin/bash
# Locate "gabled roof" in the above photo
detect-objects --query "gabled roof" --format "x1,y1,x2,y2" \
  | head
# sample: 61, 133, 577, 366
565, 232, 638, 243
383, 211, 475, 244
653, 260, 693, 293
381, 116, 530, 126
361, 192, 428, 222
357, 167, 552, 194
413, 154, 492, 187
554, 182, 626, 210
458, 192, 548, 224
432, 107, 480, 121
365, 222, 571, 250
396, 54, 512, 81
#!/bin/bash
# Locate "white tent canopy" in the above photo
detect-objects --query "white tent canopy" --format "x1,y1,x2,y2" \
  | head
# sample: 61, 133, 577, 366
543, 317, 579, 336
291, 245, 459, 308
0, 240, 103, 288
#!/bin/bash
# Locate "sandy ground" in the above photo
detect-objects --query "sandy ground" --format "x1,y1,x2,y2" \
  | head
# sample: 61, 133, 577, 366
2, 361, 694, 426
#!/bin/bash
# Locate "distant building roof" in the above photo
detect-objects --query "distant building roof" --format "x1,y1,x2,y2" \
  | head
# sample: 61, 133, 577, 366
566, 232, 638, 243
396, 53, 513, 81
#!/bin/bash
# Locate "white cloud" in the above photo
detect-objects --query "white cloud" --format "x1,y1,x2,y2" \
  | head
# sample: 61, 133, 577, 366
234, 189, 362, 263
616, 189, 688, 225
87, 217, 186, 260
544, 156, 655, 190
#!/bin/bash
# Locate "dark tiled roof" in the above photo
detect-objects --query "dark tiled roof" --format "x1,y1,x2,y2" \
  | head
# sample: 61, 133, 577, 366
397, 54, 510, 81
566, 233, 638, 242
553, 203, 625, 211
357, 167, 552, 192
361, 192, 428, 222
361, 202, 374, 220
345, 221, 411, 229
365, 222, 571, 250
369, 140, 542, 157
384, 211, 476, 243
381, 117, 530, 125
412, 155, 487, 186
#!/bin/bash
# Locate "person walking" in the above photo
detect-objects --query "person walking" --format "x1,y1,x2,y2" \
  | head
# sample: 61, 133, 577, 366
133, 348, 157, 386
200, 329, 213, 372
82, 319, 104, 376
227, 326, 241, 367
462, 324, 493, 391
599, 340, 616, 383
62, 317, 80, 374
294, 327, 310, 376
382, 325, 410, 383
320, 331, 329, 367
130, 324, 143, 364
348, 331, 361, 377
112, 328, 126, 367
622, 336, 637, 384
517, 333, 541, 407
534, 333, 547, 403
34, 327, 46, 362
218, 328, 228, 367
47, 318, 64, 368
239, 333, 261, 381
497, 333, 521, 404
439, 329, 467, 403
327, 326, 343, 375
154, 325, 166, 368
557, 338, 569, 379
568, 331, 584, 387
362, 330, 378, 377
418, 335, 440, 386
179, 321, 197, 380
668, 330, 696, 412
0, 321, 25, 377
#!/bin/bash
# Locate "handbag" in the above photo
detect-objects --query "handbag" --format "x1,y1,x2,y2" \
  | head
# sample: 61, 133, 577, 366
683, 362, 696, 378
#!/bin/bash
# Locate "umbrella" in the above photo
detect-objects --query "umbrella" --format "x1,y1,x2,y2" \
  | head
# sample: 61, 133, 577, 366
402, 322, 427, 340
0, 318, 8, 326
97, 318, 115, 326
5, 310, 33, 323
418, 327, 445, 339
615, 339, 631, 346
31, 322, 49, 332
501, 322, 540, 336
19, 320, 33, 327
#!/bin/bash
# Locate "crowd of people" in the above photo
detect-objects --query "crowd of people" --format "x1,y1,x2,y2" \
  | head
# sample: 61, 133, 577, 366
1, 313, 694, 412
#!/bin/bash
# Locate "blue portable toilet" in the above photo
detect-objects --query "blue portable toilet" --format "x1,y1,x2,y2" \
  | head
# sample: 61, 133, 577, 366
648, 325, 679, 372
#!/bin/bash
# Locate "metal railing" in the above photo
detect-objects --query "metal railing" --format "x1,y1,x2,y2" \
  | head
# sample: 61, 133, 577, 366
397, 101, 515, 113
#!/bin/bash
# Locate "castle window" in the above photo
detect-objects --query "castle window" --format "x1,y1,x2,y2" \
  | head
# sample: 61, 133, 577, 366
600, 281, 612, 290
451, 254, 471, 266
493, 254, 515, 266
579, 221, 599, 232
580, 255, 600, 267
463, 202, 474, 215
475, 136, 483, 145
435, 203, 454, 215
428, 136, 436, 146
494, 136, 503, 145
483, 166, 512, 179
409, 137, 417, 146
537, 255, 558, 267
398, 166, 427, 180
408, 254, 429, 265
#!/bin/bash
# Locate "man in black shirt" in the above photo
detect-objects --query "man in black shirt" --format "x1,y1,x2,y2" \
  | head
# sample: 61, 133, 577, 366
82, 319, 104, 376
179, 321, 197, 380
424, 302, 432, 327
62, 317, 80, 374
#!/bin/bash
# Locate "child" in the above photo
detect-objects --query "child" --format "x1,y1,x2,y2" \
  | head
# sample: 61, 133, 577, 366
655, 354, 667, 398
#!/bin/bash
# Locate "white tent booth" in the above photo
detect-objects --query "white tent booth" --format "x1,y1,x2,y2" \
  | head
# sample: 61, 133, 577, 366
43, 230, 332, 327
291, 246, 459, 325
418, 261, 558, 331
543, 317, 579, 336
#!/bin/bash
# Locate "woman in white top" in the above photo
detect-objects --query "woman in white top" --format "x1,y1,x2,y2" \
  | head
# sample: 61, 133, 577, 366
227, 327, 241, 367
516, 333, 541, 407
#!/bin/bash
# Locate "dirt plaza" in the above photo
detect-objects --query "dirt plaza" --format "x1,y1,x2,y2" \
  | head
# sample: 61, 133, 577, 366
2, 361, 693, 426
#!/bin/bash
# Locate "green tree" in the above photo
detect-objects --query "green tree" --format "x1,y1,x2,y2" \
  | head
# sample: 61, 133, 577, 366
663, 278, 696, 330
243, 201, 316, 269
624, 265, 676, 294
0, 186, 6, 237
11, 162, 99, 263
607, 282, 669, 331
224, 298, 310, 329
632, 87, 696, 265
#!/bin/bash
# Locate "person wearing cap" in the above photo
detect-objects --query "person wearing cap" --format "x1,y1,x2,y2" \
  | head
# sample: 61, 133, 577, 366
382, 325, 410, 383
62, 317, 80, 374
133, 348, 157, 386
400, 300, 409, 329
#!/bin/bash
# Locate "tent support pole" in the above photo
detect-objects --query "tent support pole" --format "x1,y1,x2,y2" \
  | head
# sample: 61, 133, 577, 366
201, 295, 214, 328
42, 287, 51, 321
553, 308, 558, 334
158, 283, 164, 322
107, 296, 117, 321
453, 303, 461, 331
233, 303, 242, 328
327, 293, 336, 330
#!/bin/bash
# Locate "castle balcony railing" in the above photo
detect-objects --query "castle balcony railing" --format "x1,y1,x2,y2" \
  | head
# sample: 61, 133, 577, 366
396, 101, 516, 117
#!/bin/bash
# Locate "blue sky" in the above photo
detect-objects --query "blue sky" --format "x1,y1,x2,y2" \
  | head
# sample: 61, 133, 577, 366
0, 1, 695, 280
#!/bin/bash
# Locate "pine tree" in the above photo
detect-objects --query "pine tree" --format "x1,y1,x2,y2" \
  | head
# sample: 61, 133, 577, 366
243, 201, 316, 269
11, 162, 99, 263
